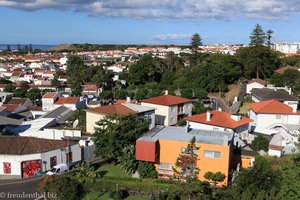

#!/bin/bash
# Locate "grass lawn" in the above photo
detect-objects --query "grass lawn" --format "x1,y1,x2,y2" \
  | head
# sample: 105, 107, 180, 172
99, 164, 130, 178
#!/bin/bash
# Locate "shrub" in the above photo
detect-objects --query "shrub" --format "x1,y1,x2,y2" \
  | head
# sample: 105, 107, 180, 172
177, 120, 187, 127
137, 161, 158, 179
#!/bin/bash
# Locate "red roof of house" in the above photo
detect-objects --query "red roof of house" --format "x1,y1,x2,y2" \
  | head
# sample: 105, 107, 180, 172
42, 92, 58, 99
141, 95, 192, 106
54, 97, 79, 104
275, 66, 299, 74
34, 69, 46, 73
83, 85, 97, 91
185, 110, 252, 129
249, 99, 300, 114
269, 144, 284, 151
86, 104, 136, 115
248, 78, 267, 85
2, 104, 21, 112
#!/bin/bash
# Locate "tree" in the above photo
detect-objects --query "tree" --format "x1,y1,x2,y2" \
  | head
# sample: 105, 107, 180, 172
193, 102, 208, 114
266, 29, 274, 46
66, 56, 86, 89
100, 90, 113, 100
204, 171, 225, 187
250, 135, 269, 151
17, 44, 21, 52
93, 114, 148, 159
51, 76, 60, 88
137, 161, 158, 178
194, 88, 208, 99
250, 24, 266, 46
232, 156, 281, 199
39, 176, 84, 200
235, 45, 281, 79
29, 44, 33, 53
180, 88, 193, 99
177, 120, 187, 127
69, 109, 86, 131
190, 33, 202, 54
173, 136, 200, 182
3, 84, 15, 92
14, 88, 27, 98
117, 145, 139, 175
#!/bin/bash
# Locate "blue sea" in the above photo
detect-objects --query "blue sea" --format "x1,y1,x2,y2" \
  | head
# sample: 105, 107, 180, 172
0, 44, 56, 50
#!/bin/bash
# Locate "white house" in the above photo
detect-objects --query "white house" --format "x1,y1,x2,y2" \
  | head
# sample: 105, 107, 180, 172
246, 78, 266, 94
42, 92, 61, 111
0, 136, 81, 179
141, 94, 192, 126
251, 88, 298, 111
185, 110, 252, 134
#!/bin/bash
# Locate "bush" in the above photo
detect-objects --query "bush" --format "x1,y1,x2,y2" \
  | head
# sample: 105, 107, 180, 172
177, 120, 187, 127
137, 161, 158, 179
39, 175, 84, 200
250, 135, 269, 151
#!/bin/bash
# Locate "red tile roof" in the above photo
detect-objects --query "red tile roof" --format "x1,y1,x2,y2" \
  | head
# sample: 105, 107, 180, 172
275, 66, 299, 74
42, 92, 58, 99
248, 78, 266, 85
141, 95, 192, 106
83, 85, 97, 91
86, 104, 136, 115
249, 99, 300, 114
268, 144, 284, 151
2, 104, 21, 112
54, 97, 79, 104
185, 110, 252, 129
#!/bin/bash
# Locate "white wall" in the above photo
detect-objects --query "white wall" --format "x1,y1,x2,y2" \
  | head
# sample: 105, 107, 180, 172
20, 129, 81, 140
247, 82, 264, 94
268, 149, 282, 157
188, 121, 232, 132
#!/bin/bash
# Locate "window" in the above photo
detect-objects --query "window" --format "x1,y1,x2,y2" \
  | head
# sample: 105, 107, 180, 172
276, 115, 281, 119
204, 150, 221, 158
158, 163, 172, 170
3, 162, 11, 174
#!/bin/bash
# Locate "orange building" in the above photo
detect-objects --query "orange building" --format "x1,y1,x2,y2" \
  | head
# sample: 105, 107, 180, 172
136, 126, 234, 187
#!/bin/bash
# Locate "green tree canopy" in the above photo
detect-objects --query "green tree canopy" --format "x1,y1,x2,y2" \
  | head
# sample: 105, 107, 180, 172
250, 24, 266, 46
92, 114, 148, 159
190, 33, 202, 53
250, 135, 269, 151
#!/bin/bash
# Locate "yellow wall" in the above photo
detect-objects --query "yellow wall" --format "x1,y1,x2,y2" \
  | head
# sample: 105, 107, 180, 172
86, 111, 105, 133
157, 139, 231, 187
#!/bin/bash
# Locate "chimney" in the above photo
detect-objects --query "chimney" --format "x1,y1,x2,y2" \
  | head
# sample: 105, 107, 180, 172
206, 111, 211, 121
164, 90, 168, 95
126, 96, 131, 103
292, 105, 297, 113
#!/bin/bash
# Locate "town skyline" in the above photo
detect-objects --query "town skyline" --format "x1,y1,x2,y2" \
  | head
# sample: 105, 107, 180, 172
1, 1, 300, 45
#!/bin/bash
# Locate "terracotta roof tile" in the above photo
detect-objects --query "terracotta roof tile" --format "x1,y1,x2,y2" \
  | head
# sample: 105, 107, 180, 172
54, 97, 79, 104
83, 85, 97, 91
141, 95, 192, 106
86, 104, 136, 115
8, 98, 28, 105
275, 66, 299, 74
42, 92, 58, 99
249, 99, 300, 114
2, 104, 21, 112
0, 136, 77, 155
268, 144, 284, 151
185, 110, 252, 129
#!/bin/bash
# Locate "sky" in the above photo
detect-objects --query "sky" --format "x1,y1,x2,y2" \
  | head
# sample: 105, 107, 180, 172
0, 0, 300, 45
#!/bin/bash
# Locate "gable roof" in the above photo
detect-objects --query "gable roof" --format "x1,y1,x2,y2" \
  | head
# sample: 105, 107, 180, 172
275, 66, 299, 74
42, 92, 58, 99
185, 110, 252, 129
249, 99, 300, 114
2, 104, 22, 112
8, 98, 28, 105
248, 78, 267, 86
251, 88, 298, 102
83, 85, 97, 91
0, 136, 77, 155
141, 95, 192, 106
86, 104, 136, 115
54, 97, 79, 105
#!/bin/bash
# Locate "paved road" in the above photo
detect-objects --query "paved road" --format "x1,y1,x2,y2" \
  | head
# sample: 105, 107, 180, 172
0, 177, 43, 200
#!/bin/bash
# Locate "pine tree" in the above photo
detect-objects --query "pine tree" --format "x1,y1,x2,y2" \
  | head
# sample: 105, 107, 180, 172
173, 136, 200, 182
190, 33, 202, 53
250, 24, 266, 46
266, 29, 274, 46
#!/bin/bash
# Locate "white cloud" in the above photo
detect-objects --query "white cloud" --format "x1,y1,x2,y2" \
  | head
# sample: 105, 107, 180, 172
153, 34, 192, 40
0, 0, 300, 21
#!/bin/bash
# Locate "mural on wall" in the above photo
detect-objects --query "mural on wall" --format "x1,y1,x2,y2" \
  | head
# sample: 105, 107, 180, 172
50, 156, 57, 168
3, 162, 11, 174
21, 160, 42, 179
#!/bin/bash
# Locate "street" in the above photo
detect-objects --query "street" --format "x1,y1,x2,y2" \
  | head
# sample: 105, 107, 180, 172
0, 177, 42, 200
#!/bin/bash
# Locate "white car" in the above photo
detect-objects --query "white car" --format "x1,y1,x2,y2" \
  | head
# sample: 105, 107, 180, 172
46, 163, 68, 175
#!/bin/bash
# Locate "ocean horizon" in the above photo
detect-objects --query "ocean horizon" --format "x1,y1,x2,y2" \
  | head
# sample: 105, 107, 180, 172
0, 44, 56, 50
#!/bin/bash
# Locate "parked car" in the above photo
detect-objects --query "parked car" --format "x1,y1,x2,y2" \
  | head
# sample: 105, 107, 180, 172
46, 163, 68, 175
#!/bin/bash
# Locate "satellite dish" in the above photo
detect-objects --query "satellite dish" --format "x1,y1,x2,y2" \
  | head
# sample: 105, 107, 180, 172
73, 119, 79, 128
